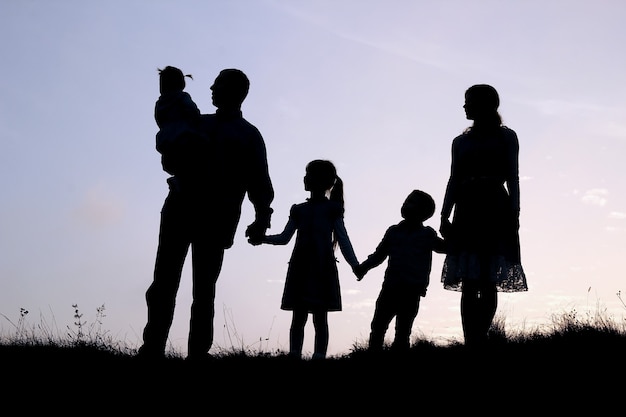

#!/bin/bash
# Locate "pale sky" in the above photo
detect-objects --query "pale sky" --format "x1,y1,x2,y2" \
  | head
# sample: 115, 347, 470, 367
1, 0, 625, 358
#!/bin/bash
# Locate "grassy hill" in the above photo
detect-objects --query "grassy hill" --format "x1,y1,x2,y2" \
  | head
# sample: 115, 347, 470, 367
2, 306, 625, 414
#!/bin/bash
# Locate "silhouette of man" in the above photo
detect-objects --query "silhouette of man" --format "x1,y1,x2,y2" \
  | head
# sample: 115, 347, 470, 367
138, 68, 274, 360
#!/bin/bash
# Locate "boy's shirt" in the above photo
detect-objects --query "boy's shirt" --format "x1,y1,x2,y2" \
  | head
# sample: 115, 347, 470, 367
361, 220, 446, 288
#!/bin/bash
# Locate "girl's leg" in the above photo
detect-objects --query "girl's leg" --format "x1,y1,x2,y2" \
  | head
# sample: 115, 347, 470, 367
312, 311, 329, 360
289, 309, 308, 358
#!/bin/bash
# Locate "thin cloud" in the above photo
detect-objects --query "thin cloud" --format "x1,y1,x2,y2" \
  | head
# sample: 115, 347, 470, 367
72, 184, 125, 228
272, 1, 454, 71
581, 189, 608, 207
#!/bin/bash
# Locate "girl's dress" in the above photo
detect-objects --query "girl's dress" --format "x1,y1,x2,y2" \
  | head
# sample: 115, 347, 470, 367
440, 126, 528, 292
264, 196, 359, 312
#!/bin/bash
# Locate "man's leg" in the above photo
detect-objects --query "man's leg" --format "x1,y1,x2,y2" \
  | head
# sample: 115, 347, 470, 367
140, 195, 190, 357
187, 241, 224, 358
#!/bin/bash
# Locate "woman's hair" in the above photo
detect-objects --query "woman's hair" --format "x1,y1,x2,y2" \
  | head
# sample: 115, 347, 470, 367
465, 84, 502, 133
158, 66, 193, 93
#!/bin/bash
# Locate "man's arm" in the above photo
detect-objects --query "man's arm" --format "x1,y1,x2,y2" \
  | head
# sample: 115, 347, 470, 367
245, 125, 274, 243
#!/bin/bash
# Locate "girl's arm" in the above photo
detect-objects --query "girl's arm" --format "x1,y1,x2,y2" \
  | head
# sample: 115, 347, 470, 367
333, 217, 359, 269
261, 217, 296, 245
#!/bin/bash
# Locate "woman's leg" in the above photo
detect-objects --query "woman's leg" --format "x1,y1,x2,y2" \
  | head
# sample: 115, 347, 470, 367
462, 280, 497, 346
461, 282, 480, 346
478, 282, 497, 341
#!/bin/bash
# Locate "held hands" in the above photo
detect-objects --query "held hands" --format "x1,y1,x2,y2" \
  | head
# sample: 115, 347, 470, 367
353, 264, 367, 281
245, 221, 266, 246
439, 217, 452, 239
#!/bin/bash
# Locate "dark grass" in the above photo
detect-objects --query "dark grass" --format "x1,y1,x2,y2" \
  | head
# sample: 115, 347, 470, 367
2, 307, 625, 413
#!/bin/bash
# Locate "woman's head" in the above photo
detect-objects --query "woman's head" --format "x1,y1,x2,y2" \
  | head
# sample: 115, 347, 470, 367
401, 190, 435, 222
463, 84, 502, 127
159, 66, 192, 94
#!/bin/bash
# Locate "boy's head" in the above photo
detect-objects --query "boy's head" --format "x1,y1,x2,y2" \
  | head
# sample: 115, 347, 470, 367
401, 190, 435, 222
159, 66, 191, 94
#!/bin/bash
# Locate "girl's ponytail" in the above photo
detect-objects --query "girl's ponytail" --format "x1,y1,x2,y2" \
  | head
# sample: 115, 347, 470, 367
329, 175, 344, 208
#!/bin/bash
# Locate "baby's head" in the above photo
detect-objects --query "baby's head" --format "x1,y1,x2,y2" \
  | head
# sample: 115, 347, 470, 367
401, 190, 435, 222
158, 66, 192, 94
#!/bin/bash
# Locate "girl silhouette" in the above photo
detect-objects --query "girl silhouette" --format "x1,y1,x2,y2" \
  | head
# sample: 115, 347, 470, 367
254, 159, 360, 359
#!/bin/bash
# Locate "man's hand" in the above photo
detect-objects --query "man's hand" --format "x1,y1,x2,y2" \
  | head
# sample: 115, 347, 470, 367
245, 221, 266, 245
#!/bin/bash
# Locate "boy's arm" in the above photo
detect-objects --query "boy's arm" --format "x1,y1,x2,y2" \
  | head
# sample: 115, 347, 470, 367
358, 228, 391, 275
429, 227, 448, 254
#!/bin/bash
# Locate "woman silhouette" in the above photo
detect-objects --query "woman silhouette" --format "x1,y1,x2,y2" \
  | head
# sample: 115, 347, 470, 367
440, 84, 528, 347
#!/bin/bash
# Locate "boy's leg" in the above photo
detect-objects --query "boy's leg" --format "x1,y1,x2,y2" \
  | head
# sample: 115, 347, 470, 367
369, 287, 395, 352
392, 294, 420, 352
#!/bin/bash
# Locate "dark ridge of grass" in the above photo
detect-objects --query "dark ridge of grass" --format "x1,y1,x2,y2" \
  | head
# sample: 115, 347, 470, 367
2, 303, 625, 413
2, 329, 624, 414
3, 325, 625, 369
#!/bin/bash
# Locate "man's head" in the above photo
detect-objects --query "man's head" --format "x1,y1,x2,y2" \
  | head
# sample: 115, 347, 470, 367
210, 69, 250, 110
